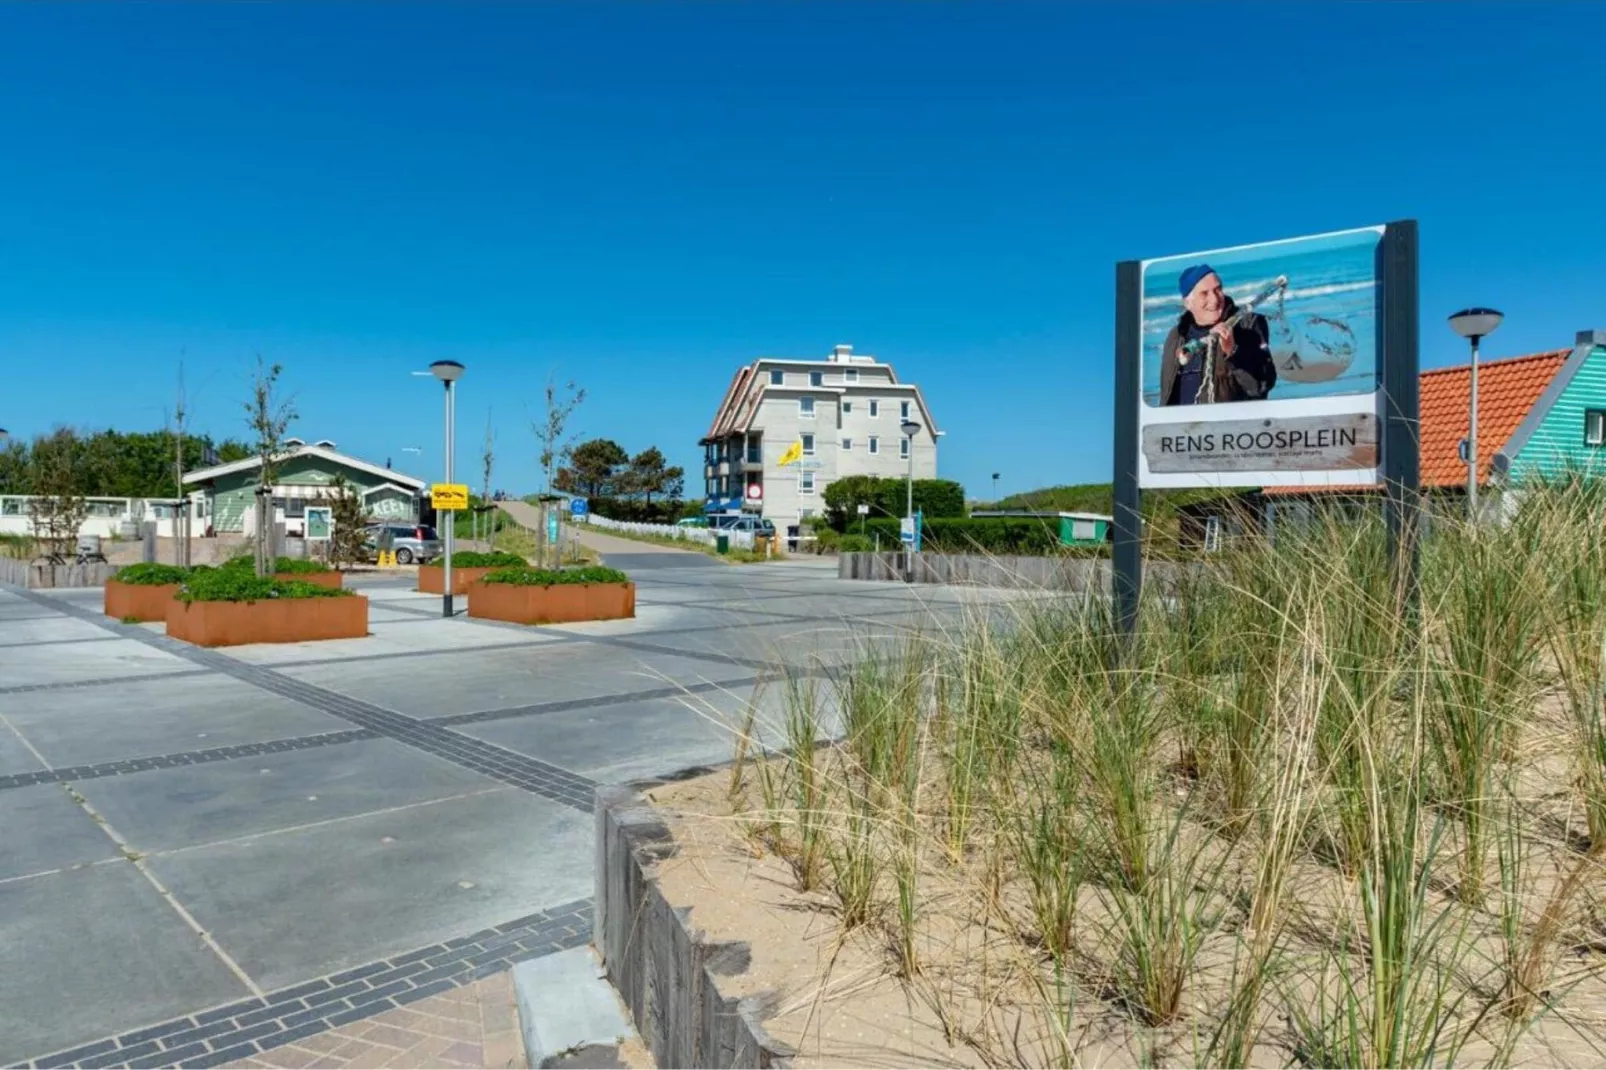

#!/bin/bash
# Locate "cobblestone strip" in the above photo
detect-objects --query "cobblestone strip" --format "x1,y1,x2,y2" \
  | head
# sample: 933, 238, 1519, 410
27, 898, 593, 1069
427, 675, 759, 727
0, 730, 380, 792
0, 669, 213, 696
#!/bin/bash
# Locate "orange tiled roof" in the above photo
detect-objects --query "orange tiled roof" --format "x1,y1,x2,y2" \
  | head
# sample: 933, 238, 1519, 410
1262, 348, 1569, 495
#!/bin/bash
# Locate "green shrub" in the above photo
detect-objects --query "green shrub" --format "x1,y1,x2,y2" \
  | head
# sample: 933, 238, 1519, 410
179, 568, 352, 603
863, 516, 1071, 555
823, 476, 966, 531
482, 565, 629, 586
838, 534, 873, 553
810, 528, 842, 555
423, 551, 527, 569
222, 554, 331, 574
114, 563, 191, 586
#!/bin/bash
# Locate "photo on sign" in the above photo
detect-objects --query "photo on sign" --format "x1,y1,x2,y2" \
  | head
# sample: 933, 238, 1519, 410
1142, 228, 1379, 408
304, 507, 332, 541
1132, 225, 1393, 490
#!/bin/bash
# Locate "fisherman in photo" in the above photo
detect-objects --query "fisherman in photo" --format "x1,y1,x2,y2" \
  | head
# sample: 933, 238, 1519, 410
1160, 264, 1278, 405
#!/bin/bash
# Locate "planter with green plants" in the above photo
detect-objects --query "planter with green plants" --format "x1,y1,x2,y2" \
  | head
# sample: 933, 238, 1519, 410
417, 550, 528, 595
221, 554, 342, 589
104, 563, 192, 622
467, 565, 634, 625
166, 566, 366, 647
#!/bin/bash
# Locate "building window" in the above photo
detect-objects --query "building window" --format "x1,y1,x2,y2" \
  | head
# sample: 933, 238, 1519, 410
868, 400, 880, 418
801, 433, 815, 455
842, 401, 852, 414
900, 437, 910, 459
868, 436, 879, 455
809, 370, 823, 387
800, 472, 815, 495
900, 399, 911, 420
1587, 409, 1606, 447
799, 397, 815, 418
769, 369, 783, 386
844, 368, 858, 383
841, 437, 852, 451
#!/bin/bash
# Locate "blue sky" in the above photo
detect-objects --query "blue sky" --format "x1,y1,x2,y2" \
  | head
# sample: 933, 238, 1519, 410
3, 2, 1604, 498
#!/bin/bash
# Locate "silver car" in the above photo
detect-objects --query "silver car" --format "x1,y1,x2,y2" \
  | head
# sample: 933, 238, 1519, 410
363, 523, 442, 564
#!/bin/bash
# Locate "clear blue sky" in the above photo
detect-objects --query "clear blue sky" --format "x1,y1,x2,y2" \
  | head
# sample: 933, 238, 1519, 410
4, 2, 1603, 498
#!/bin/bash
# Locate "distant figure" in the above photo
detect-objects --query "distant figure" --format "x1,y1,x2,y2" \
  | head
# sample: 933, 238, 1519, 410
1160, 264, 1277, 405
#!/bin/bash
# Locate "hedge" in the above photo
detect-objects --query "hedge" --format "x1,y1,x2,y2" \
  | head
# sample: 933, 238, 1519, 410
861, 516, 1067, 555
221, 555, 331, 574
179, 569, 353, 604
114, 563, 191, 586
823, 476, 965, 531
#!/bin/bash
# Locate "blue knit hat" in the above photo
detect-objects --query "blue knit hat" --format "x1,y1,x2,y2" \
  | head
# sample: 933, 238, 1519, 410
1178, 263, 1216, 299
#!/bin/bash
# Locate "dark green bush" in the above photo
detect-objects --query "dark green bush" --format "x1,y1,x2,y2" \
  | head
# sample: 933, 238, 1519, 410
179, 568, 353, 604
482, 565, 630, 586
114, 563, 191, 586
838, 533, 873, 553
423, 551, 527, 569
822, 476, 966, 531
222, 555, 330, 574
863, 516, 1069, 555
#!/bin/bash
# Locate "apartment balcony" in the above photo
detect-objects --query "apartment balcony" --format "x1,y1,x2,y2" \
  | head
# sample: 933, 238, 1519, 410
742, 450, 763, 472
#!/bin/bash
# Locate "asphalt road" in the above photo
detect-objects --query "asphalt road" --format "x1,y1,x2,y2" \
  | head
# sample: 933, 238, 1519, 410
0, 555, 1038, 1067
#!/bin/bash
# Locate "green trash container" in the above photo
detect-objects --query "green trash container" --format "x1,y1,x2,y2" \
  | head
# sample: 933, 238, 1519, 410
715, 533, 730, 554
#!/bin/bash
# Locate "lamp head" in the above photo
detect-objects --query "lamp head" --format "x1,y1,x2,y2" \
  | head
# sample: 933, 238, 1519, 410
900, 419, 922, 438
429, 360, 466, 383
1449, 308, 1504, 341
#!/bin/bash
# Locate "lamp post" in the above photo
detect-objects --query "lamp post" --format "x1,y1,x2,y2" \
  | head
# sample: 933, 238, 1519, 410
430, 360, 465, 617
900, 419, 921, 557
991, 471, 1000, 503
1448, 308, 1504, 520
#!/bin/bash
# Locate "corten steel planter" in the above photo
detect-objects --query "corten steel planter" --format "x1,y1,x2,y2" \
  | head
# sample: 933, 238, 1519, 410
103, 580, 180, 622
166, 595, 369, 647
416, 565, 497, 596
467, 581, 635, 625
274, 570, 342, 590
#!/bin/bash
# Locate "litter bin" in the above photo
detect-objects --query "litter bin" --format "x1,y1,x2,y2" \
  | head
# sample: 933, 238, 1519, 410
715, 533, 730, 554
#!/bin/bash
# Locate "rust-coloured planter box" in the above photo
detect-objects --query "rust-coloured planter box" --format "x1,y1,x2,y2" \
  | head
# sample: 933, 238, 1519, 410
467, 581, 636, 625
274, 570, 342, 590
417, 566, 497, 596
104, 580, 180, 622
166, 594, 369, 647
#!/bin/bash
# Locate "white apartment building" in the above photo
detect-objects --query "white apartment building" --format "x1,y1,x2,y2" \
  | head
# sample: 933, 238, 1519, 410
700, 344, 941, 540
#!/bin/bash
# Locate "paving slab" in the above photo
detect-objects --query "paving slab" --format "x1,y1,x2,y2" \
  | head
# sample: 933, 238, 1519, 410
145, 787, 593, 990
0, 673, 350, 768
0, 721, 46, 777
0, 863, 251, 1066
220, 618, 560, 666
77, 737, 507, 853
0, 636, 195, 689
0, 613, 120, 646
0, 782, 122, 881
277, 643, 738, 719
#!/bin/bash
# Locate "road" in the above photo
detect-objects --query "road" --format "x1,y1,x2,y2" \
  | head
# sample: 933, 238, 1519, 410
495, 500, 723, 570
0, 555, 1039, 1067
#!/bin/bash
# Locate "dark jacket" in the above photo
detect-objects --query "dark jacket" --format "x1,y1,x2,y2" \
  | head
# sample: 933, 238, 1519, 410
1160, 298, 1277, 405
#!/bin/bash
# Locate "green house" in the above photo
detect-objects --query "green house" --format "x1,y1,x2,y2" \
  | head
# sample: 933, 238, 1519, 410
969, 510, 1114, 546
1496, 329, 1606, 484
181, 439, 427, 535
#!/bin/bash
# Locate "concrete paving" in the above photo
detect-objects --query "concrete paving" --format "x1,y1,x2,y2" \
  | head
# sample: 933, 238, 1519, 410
0, 554, 1046, 1067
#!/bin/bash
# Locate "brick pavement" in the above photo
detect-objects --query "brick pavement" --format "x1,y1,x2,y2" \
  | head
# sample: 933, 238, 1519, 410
228, 970, 524, 1069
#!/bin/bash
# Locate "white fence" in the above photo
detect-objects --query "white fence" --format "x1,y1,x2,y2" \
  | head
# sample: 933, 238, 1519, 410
579, 514, 755, 550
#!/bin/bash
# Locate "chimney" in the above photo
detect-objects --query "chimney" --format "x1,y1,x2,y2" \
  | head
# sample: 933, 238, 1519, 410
831, 343, 852, 362
1578, 329, 1606, 346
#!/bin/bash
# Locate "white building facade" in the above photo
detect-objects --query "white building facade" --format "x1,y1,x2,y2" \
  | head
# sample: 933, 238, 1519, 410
700, 344, 941, 539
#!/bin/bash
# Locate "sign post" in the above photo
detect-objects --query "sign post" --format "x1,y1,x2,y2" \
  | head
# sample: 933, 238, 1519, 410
1115, 222, 1418, 639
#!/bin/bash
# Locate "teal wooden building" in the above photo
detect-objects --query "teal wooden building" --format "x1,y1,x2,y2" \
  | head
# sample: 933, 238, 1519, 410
969, 510, 1113, 546
181, 439, 426, 536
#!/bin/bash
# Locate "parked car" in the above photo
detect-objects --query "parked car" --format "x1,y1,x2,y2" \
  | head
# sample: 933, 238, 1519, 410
362, 523, 442, 564
712, 515, 776, 539
675, 517, 709, 529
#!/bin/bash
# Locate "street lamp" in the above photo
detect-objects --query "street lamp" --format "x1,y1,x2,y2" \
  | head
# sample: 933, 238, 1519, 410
991, 471, 1000, 502
900, 419, 921, 552
1448, 308, 1504, 519
430, 360, 465, 617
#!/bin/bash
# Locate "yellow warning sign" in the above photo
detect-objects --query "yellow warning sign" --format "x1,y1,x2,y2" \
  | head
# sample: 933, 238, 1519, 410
431, 483, 470, 510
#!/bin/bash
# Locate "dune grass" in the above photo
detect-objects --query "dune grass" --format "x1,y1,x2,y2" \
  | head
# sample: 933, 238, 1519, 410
712, 474, 1606, 1067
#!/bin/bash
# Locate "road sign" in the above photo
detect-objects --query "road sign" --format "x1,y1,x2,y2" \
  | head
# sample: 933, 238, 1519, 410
856, 504, 871, 516
431, 483, 470, 510
899, 516, 915, 544
569, 497, 588, 517
546, 512, 559, 543
305, 507, 332, 541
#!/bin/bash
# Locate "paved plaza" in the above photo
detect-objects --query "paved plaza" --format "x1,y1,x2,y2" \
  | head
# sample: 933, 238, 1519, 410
0, 548, 1034, 1068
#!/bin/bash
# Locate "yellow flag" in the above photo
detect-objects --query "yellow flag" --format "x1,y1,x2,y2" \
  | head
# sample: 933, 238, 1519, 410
777, 440, 803, 467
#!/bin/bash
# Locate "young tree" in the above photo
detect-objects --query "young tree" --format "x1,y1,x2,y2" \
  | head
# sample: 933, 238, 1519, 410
26, 429, 89, 562
326, 473, 368, 570
478, 411, 496, 547
169, 362, 192, 566
533, 376, 585, 495
244, 358, 298, 577
626, 447, 684, 507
